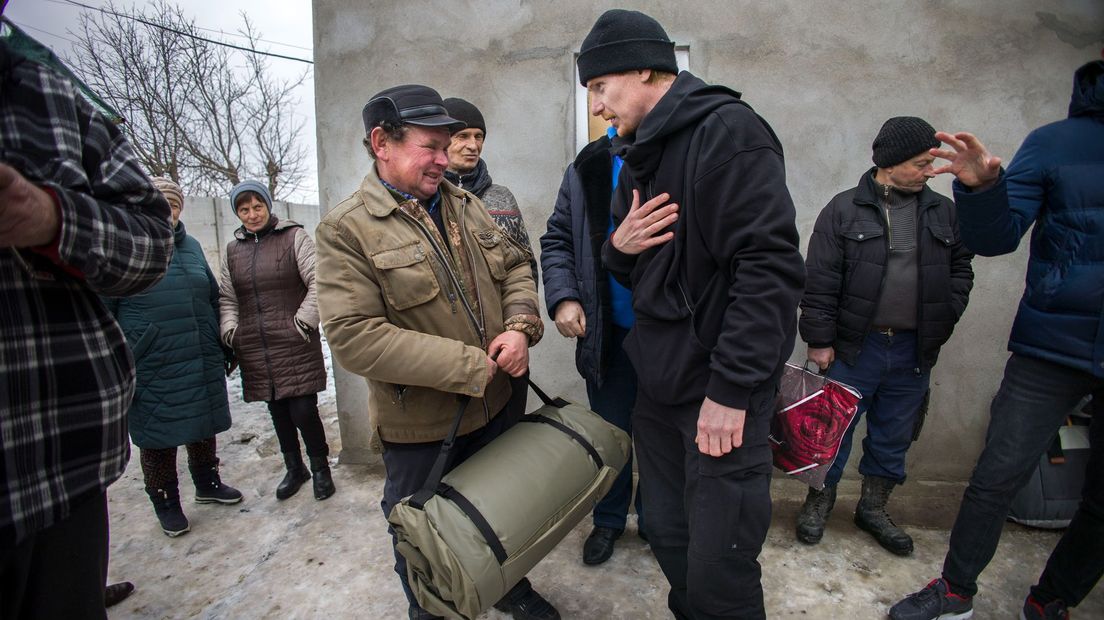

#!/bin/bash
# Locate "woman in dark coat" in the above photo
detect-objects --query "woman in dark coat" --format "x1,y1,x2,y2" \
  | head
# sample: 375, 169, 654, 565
105, 177, 242, 537
219, 180, 334, 501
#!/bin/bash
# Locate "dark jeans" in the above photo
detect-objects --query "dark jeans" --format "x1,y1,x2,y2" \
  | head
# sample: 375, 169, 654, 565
0, 491, 109, 620
942, 353, 1104, 606
634, 387, 775, 620
586, 325, 643, 532
824, 331, 930, 487
267, 393, 329, 457
380, 397, 525, 614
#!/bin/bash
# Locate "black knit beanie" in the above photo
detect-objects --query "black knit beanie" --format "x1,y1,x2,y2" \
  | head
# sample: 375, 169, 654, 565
577, 9, 678, 86
442, 98, 486, 135
872, 117, 940, 168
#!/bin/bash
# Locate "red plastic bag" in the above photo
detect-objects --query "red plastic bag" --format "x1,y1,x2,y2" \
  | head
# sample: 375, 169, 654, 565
770, 362, 861, 490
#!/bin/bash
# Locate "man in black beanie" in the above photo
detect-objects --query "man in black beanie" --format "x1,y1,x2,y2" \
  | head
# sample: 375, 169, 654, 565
798, 117, 973, 556
579, 9, 805, 619
442, 97, 536, 275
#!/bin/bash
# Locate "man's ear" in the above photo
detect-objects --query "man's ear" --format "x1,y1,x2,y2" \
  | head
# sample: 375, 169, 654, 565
637, 69, 653, 83
369, 127, 388, 161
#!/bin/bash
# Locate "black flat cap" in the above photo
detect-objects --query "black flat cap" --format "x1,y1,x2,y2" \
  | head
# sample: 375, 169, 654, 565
362, 84, 466, 134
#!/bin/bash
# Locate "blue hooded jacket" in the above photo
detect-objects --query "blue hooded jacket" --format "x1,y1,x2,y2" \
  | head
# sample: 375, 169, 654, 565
953, 60, 1104, 375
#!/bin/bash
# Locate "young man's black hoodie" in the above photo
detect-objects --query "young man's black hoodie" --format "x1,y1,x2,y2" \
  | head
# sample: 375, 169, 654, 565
601, 71, 805, 411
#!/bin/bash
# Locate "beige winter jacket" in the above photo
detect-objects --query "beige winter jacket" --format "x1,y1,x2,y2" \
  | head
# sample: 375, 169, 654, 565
315, 167, 541, 443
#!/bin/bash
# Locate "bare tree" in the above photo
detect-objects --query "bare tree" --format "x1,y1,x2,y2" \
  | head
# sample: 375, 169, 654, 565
68, 0, 309, 200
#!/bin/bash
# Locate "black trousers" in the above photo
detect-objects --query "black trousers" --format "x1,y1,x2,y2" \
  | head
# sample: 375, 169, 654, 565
0, 490, 109, 620
634, 388, 775, 620
267, 393, 329, 457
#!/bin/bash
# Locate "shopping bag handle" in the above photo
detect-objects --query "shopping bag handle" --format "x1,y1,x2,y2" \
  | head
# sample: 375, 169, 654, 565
804, 359, 827, 375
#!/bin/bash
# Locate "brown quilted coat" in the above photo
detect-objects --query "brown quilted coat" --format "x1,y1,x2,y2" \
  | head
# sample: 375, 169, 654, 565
219, 217, 326, 402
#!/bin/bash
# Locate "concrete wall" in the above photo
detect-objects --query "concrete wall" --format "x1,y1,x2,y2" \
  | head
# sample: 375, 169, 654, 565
179, 198, 322, 273
311, 0, 1104, 477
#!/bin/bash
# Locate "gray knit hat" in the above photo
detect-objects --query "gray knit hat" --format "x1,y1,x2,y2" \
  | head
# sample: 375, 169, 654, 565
577, 9, 678, 86
230, 179, 272, 210
872, 117, 940, 168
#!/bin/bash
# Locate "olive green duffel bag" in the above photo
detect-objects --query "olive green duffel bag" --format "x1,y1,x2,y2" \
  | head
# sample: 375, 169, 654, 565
388, 382, 631, 619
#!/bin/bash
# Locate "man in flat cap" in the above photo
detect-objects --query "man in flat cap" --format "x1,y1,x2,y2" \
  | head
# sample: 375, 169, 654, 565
797, 117, 973, 555
578, 9, 805, 619
313, 85, 555, 620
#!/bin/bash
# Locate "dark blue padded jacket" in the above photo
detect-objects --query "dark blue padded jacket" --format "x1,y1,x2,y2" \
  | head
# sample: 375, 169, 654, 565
954, 60, 1104, 376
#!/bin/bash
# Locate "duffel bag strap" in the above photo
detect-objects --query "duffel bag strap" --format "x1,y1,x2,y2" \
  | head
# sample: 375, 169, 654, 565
409, 395, 471, 510
527, 377, 570, 408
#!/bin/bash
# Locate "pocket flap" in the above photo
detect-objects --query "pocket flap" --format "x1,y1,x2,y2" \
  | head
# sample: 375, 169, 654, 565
841, 228, 883, 242
472, 228, 502, 248
926, 224, 955, 246
371, 242, 427, 270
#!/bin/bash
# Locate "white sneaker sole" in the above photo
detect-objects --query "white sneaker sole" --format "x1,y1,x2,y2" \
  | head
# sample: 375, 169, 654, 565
939, 611, 972, 620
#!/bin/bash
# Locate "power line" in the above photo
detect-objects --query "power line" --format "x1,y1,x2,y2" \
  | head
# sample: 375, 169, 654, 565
42, 0, 314, 52
5, 19, 81, 47
56, 0, 314, 64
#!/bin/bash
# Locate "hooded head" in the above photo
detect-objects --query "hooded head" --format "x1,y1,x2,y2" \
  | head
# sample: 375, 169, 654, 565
1069, 60, 1104, 119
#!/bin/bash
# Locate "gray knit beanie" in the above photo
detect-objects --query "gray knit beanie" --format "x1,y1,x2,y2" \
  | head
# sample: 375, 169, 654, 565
577, 9, 678, 86
230, 179, 272, 210
872, 117, 940, 168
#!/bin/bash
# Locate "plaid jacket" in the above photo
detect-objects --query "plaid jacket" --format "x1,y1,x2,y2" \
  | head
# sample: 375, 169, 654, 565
0, 41, 173, 545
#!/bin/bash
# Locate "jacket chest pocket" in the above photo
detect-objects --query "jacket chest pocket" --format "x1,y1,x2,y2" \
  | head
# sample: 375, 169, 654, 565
840, 225, 884, 276
925, 224, 955, 247
371, 242, 440, 310
472, 227, 508, 281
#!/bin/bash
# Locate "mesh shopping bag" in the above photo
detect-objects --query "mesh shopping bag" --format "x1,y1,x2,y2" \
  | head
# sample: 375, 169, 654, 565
770, 362, 861, 489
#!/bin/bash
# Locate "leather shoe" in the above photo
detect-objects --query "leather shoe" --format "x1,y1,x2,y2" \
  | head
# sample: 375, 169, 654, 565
493, 579, 560, 620
582, 526, 623, 565
104, 581, 135, 608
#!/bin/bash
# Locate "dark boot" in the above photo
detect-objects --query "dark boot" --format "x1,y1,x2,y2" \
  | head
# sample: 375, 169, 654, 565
796, 484, 837, 544
854, 475, 913, 556
191, 462, 243, 504
276, 451, 311, 500
148, 487, 189, 537
493, 578, 560, 620
309, 455, 336, 500
104, 581, 135, 608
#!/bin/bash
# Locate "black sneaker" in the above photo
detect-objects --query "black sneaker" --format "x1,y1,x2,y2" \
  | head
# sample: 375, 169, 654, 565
493, 579, 560, 620
1021, 594, 1069, 620
889, 578, 973, 620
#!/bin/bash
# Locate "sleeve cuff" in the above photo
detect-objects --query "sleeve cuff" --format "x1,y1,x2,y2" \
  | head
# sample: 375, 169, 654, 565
27, 186, 83, 280
705, 374, 752, 411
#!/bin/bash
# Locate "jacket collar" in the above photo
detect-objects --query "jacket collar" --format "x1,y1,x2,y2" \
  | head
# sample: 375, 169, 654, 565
854, 167, 943, 211
360, 165, 467, 218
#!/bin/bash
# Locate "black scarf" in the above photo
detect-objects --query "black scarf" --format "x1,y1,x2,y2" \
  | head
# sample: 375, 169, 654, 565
444, 158, 492, 198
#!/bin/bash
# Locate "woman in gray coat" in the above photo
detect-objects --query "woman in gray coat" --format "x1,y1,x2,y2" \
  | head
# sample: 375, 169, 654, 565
219, 180, 335, 501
